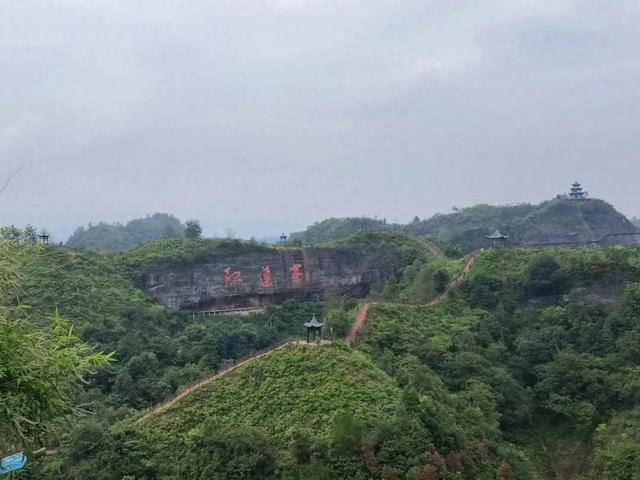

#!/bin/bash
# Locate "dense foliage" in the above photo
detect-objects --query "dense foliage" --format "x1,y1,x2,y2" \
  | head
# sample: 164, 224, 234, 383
14, 244, 319, 411
41, 344, 527, 479
0, 224, 39, 247
66, 213, 185, 251
290, 217, 398, 244
5, 234, 640, 479
0, 242, 112, 450
121, 237, 272, 276
407, 199, 636, 252
363, 245, 640, 478
291, 200, 636, 254
325, 231, 440, 269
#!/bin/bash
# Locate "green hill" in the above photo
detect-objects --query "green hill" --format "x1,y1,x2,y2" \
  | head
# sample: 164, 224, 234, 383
122, 231, 433, 274
52, 343, 528, 479
290, 199, 636, 253
13, 245, 312, 410
356, 245, 640, 479
405, 199, 636, 250
137, 344, 400, 472
290, 217, 397, 244
14, 238, 640, 480
66, 213, 185, 251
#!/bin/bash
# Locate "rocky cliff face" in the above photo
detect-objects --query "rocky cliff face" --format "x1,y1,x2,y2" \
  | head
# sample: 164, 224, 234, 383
142, 246, 402, 310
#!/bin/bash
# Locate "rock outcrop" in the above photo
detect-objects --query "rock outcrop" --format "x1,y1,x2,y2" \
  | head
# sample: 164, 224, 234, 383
141, 245, 403, 310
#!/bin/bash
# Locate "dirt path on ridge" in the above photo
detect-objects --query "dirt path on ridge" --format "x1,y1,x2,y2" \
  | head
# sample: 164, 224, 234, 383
346, 251, 481, 346
346, 303, 370, 346
137, 339, 329, 423
136, 252, 481, 420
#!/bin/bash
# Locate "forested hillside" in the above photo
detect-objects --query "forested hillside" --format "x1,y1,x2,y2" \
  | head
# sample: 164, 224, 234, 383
66, 213, 185, 251
358, 245, 640, 479
289, 217, 397, 244
406, 199, 636, 249
13, 244, 322, 411
4, 1, 639, 478
3, 233, 640, 479
291, 199, 636, 254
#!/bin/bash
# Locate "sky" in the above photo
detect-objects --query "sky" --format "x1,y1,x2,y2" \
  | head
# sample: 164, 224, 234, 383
1, 0, 639, 240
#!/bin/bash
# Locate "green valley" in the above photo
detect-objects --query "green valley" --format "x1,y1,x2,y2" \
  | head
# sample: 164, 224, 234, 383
3, 229, 640, 479
4, 3, 640, 478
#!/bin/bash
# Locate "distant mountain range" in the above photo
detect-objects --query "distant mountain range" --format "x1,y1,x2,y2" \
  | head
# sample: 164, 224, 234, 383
64, 198, 638, 253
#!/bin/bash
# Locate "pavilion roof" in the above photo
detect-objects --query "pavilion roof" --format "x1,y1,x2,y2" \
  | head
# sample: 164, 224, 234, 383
485, 230, 509, 240
304, 314, 325, 328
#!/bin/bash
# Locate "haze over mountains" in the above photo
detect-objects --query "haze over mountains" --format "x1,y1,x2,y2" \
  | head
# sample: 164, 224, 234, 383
2, 2, 640, 239
61, 193, 638, 253
3, 1, 640, 478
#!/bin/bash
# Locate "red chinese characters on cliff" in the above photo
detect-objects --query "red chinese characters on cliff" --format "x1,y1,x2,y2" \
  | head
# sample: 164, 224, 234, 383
223, 267, 243, 289
260, 265, 273, 289
289, 263, 304, 287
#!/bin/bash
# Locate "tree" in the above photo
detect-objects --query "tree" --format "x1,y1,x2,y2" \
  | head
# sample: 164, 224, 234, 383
595, 410, 640, 479
0, 311, 114, 446
22, 224, 38, 247
527, 254, 567, 296
0, 225, 21, 244
331, 412, 363, 457
291, 429, 315, 465
187, 425, 277, 479
461, 274, 503, 309
0, 241, 113, 447
185, 219, 203, 239
432, 269, 450, 294
66, 213, 185, 251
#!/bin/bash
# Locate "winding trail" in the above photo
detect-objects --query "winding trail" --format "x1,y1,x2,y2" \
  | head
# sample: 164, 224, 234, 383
346, 303, 371, 346
423, 240, 448, 261
346, 250, 481, 346
137, 339, 328, 423
137, 250, 481, 421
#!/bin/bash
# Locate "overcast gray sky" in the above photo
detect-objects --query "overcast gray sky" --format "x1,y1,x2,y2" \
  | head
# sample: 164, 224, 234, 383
1, 0, 639, 240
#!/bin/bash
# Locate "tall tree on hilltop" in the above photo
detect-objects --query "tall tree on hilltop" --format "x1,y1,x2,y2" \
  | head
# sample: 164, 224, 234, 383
185, 219, 203, 239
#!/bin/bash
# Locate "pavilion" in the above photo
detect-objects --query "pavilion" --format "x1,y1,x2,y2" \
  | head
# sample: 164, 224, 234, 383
485, 230, 509, 247
303, 315, 324, 344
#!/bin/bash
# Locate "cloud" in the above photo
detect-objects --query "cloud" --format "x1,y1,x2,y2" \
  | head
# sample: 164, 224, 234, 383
0, 0, 638, 239
0, 115, 41, 152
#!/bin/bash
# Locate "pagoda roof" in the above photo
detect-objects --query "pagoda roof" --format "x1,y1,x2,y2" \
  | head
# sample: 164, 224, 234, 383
304, 314, 324, 328
485, 230, 509, 240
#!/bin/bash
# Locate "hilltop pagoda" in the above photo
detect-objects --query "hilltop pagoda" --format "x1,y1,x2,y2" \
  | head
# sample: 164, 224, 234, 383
569, 182, 587, 200
304, 315, 324, 344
